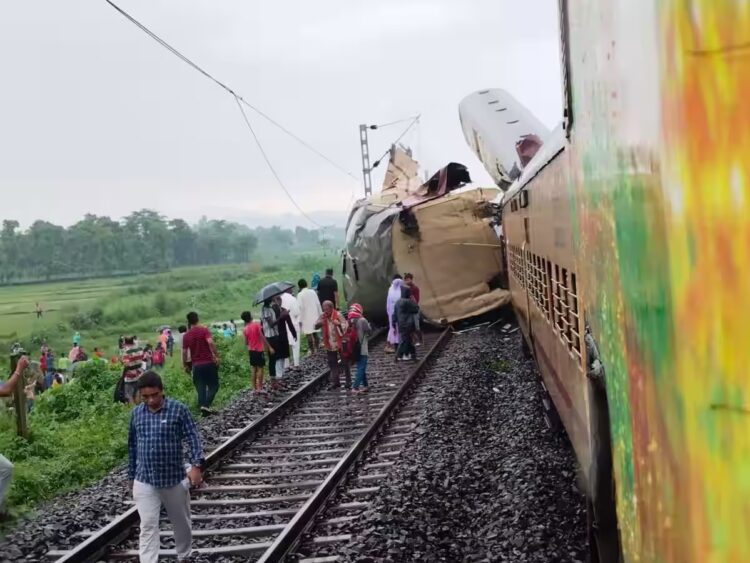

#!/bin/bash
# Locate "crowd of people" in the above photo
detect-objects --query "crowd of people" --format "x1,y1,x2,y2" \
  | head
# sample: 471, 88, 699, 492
0, 267, 423, 557
22, 332, 109, 413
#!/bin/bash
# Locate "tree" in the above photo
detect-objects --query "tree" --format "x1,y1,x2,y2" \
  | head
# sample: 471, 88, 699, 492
0, 210, 344, 285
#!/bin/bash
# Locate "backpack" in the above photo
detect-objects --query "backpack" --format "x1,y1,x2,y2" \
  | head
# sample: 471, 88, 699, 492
341, 322, 360, 361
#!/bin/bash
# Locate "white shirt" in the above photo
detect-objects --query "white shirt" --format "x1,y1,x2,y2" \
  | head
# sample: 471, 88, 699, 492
280, 292, 301, 327
297, 287, 323, 334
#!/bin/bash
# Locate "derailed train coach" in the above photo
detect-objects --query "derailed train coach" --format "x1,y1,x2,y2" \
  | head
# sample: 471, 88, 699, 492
342, 148, 510, 325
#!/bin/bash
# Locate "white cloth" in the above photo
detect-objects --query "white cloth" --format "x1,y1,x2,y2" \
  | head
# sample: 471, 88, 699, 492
298, 288, 322, 335
133, 480, 192, 563
280, 293, 301, 326
275, 357, 286, 379
0, 454, 12, 511
281, 293, 302, 367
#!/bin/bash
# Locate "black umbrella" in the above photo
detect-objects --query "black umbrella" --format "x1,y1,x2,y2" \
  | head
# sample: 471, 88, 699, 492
254, 281, 294, 305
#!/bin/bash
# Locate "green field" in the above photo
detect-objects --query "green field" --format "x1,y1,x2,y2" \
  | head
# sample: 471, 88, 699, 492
0, 253, 329, 369
0, 253, 332, 522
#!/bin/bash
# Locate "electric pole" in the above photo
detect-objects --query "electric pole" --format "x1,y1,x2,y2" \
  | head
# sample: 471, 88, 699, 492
359, 124, 373, 197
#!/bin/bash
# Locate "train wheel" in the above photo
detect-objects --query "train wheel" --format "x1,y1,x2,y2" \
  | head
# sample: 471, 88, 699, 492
585, 329, 622, 563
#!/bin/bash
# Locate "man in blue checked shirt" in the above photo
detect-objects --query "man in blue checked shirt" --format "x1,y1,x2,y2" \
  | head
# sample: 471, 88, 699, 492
128, 371, 205, 563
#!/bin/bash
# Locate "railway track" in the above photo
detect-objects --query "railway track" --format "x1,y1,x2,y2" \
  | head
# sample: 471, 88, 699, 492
47, 328, 451, 562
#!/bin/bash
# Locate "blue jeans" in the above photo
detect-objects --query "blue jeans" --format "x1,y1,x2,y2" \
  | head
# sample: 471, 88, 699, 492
354, 355, 368, 389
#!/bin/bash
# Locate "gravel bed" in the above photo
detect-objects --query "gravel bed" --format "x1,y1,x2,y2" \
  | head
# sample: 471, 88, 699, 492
0, 354, 326, 562
322, 325, 588, 562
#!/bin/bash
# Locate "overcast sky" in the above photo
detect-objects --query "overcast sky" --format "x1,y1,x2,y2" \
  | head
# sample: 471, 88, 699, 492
0, 0, 562, 228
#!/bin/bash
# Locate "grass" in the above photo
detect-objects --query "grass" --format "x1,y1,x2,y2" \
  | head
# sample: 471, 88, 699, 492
0, 252, 332, 370
0, 251, 333, 522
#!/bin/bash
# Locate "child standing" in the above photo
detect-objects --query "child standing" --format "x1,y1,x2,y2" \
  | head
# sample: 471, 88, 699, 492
241, 311, 274, 393
347, 304, 371, 393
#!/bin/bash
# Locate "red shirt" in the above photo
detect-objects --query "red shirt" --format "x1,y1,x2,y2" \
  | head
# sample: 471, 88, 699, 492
244, 322, 264, 352
409, 283, 421, 304
183, 326, 215, 366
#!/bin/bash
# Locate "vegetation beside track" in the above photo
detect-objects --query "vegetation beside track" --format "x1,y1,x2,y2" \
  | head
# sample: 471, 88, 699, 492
0, 253, 331, 521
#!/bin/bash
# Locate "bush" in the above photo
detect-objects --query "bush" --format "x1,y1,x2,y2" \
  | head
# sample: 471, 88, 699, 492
153, 293, 179, 316
0, 337, 255, 513
104, 303, 151, 325
69, 307, 104, 330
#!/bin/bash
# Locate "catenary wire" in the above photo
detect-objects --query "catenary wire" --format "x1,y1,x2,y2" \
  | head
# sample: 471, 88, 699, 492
104, 0, 360, 184
371, 115, 421, 169
233, 96, 321, 227
370, 115, 420, 130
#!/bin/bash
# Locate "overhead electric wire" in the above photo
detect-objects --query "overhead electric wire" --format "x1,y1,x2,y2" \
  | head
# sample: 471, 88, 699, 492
371, 115, 421, 169
233, 96, 321, 227
369, 115, 420, 130
103, 0, 358, 224
105, 0, 358, 182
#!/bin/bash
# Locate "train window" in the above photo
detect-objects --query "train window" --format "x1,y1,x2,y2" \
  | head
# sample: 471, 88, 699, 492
524, 218, 530, 244
342, 253, 347, 277
570, 273, 581, 356
516, 246, 525, 289
352, 258, 360, 282
558, 0, 574, 135
561, 268, 572, 351
554, 264, 564, 334
543, 259, 552, 321
538, 257, 545, 313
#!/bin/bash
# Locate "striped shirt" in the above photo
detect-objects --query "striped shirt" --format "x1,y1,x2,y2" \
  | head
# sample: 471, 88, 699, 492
128, 398, 204, 488
261, 305, 279, 339
121, 345, 144, 382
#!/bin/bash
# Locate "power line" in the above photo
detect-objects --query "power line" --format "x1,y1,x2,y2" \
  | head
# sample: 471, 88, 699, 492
371, 115, 421, 169
369, 115, 420, 130
103, 0, 360, 184
233, 96, 321, 227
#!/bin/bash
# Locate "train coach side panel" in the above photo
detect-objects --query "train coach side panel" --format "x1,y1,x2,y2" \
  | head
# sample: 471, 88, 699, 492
567, 0, 750, 560
522, 154, 591, 482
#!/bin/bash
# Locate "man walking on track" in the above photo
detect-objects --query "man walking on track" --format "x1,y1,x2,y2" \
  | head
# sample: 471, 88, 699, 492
317, 268, 339, 309
347, 304, 372, 393
297, 279, 322, 355
182, 312, 220, 417
0, 355, 29, 521
128, 371, 204, 563
280, 287, 302, 369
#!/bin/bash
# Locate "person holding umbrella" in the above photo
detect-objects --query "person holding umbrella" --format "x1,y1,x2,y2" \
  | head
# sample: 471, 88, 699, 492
255, 282, 297, 386
273, 295, 296, 379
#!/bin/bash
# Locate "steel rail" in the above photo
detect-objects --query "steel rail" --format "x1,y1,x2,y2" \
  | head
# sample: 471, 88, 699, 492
50, 331, 389, 563
256, 327, 452, 563
51, 329, 389, 563
54, 368, 332, 562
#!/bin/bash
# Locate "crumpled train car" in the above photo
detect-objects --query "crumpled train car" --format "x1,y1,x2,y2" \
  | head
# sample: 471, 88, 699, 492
342, 148, 509, 325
